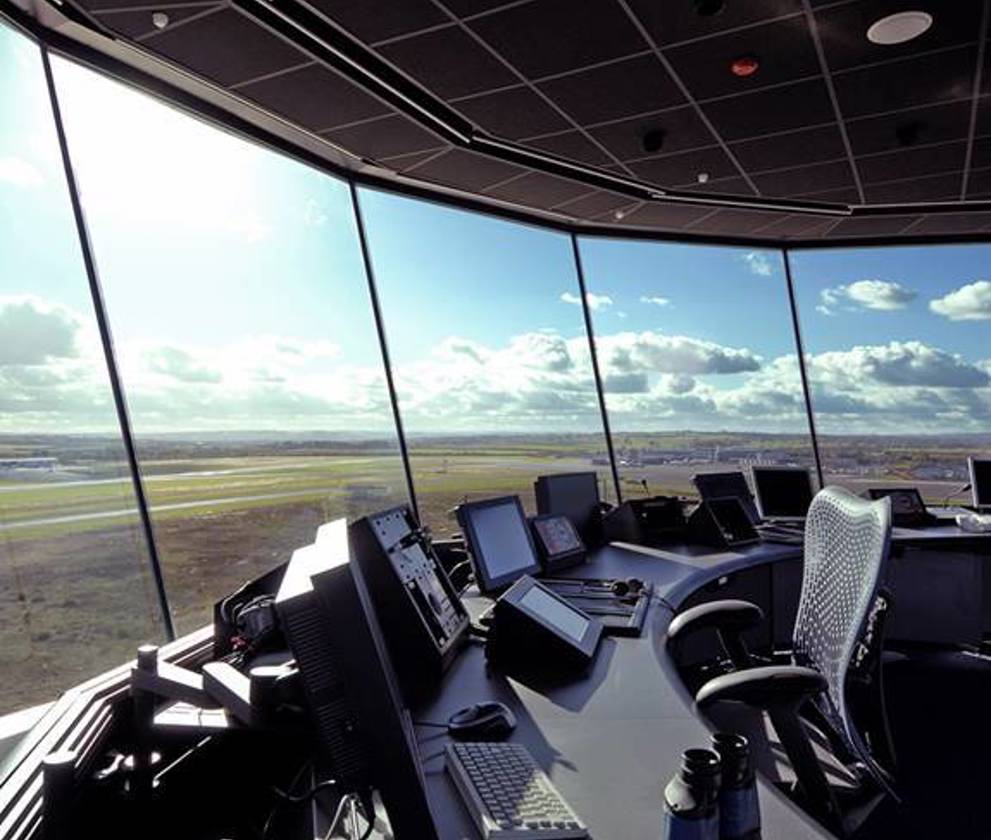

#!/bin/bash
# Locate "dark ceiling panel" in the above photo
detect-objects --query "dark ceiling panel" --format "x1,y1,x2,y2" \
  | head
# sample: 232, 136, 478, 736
485, 171, 592, 208
321, 113, 442, 159
629, 146, 739, 188
907, 212, 991, 235
967, 137, 991, 170
304, 0, 446, 43
402, 147, 526, 191
753, 213, 840, 238
680, 175, 755, 197
863, 172, 962, 203
857, 142, 967, 184
687, 207, 786, 235
442, 0, 522, 16
536, 54, 684, 126
93, 6, 220, 39
701, 77, 834, 141
814, 0, 979, 72
730, 123, 845, 172
832, 45, 976, 118
753, 159, 854, 197
621, 201, 718, 229
587, 105, 715, 162
454, 86, 571, 139
790, 185, 861, 203
556, 189, 630, 219
239, 62, 391, 131
383, 147, 450, 169
664, 15, 820, 102
142, 8, 308, 87
521, 131, 613, 167
825, 216, 921, 237
466, 0, 645, 78
844, 100, 972, 156
964, 166, 991, 197
626, 0, 803, 48
378, 25, 518, 99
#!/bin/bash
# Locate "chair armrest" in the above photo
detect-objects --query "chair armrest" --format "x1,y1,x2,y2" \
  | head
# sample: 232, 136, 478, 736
696, 665, 826, 709
667, 599, 764, 669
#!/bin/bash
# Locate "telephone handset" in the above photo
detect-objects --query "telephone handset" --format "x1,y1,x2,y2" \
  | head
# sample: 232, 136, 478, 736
349, 506, 470, 700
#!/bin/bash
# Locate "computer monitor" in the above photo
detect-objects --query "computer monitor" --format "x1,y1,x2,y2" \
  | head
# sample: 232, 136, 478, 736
970, 457, 991, 510
456, 495, 541, 594
534, 472, 601, 542
750, 466, 815, 520
692, 471, 760, 525
275, 520, 440, 840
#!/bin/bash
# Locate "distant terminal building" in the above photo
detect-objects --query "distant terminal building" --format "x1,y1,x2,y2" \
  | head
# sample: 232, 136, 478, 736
0, 457, 59, 472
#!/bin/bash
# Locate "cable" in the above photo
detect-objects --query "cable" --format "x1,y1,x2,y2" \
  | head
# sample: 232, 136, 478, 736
320, 793, 353, 840
271, 777, 338, 803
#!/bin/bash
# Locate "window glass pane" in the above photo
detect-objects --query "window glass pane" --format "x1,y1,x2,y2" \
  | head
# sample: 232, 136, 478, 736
0, 25, 162, 712
53, 59, 407, 632
578, 238, 816, 497
790, 245, 991, 501
358, 189, 616, 531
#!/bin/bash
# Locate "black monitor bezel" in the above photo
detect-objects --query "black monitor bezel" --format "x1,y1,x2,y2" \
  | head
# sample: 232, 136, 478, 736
529, 513, 586, 572
750, 465, 814, 519
534, 471, 601, 539
867, 486, 927, 514
499, 575, 602, 660
692, 470, 760, 525
457, 495, 542, 594
970, 457, 991, 510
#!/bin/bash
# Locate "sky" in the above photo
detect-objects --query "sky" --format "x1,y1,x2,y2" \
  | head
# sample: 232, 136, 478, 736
1, 21, 990, 439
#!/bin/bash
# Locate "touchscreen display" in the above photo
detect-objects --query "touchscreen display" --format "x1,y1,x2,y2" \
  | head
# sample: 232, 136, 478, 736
469, 500, 539, 580
520, 585, 589, 642
533, 516, 582, 556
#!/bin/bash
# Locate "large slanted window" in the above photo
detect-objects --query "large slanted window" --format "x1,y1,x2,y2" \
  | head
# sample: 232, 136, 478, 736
577, 237, 816, 498
0, 24, 164, 713
52, 58, 408, 633
357, 189, 616, 532
790, 245, 991, 501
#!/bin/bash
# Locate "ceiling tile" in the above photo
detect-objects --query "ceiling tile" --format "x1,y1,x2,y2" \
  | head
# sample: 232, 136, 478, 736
679, 175, 755, 197
403, 147, 527, 191
664, 15, 820, 101
626, 0, 803, 48
443, 0, 522, 16
556, 190, 630, 218
753, 159, 854, 196
687, 208, 785, 235
467, 0, 645, 78
94, 5, 219, 39
701, 77, 834, 141
863, 172, 962, 203
825, 216, 921, 237
537, 54, 684, 125
967, 137, 991, 170
381, 147, 450, 167
622, 202, 717, 229
629, 146, 739, 187
857, 142, 967, 184
144, 8, 308, 87
587, 105, 715, 161
454, 86, 571, 139
731, 123, 845, 172
907, 212, 991, 235
752, 213, 841, 238
239, 62, 391, 130
963, 166, 991, 197
790, 185, 861, 203
486, 171, 591, 208
814, 0, 980, 73
521, 132, 613, 167
378, 26, 517, 99
304, 0, 447, 43
845, 100, 972, 156
832, 45, 976, 118
321, 113, 442, 159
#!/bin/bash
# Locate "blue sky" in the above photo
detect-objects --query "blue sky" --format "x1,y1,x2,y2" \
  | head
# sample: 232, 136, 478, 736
1, 20, 989, 437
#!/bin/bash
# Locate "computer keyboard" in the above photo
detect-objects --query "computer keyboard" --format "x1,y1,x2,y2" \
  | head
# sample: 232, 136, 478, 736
445, 742, 589, 839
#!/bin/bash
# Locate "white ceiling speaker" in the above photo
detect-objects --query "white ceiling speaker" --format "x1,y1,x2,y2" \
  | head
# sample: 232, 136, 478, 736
867, 11, 933, 45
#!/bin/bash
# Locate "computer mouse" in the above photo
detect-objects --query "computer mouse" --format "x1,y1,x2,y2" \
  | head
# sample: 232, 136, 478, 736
447, 701, 517, 741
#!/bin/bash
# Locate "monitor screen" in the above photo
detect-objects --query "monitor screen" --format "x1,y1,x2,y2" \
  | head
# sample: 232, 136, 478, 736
692, 471, 759, 524
532, 515, 582, 557
971, 458, 991, 509
868, 488, 926, 517
751, 467, 814, 519
458, 496, 541, 592
534, 472, 600, 540
519, 584, 590, 642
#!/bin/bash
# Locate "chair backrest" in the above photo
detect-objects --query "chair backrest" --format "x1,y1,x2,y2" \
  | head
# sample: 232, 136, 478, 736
792, 486, 892, 768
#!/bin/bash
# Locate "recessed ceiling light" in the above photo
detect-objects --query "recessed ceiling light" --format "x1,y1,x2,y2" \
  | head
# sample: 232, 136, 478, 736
730, 55, 760, 77
642, 128, 667, 154
697, 172, 710, 184
152, 11, 170, 28
867, 11, 933, 45
613, 208, 627, 221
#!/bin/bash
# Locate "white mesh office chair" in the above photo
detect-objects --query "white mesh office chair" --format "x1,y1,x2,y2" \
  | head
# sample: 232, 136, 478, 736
668, 487, 896, 836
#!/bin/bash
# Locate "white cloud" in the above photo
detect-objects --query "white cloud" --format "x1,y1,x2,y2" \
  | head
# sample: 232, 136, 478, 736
0, 156, 44, 188
929, 280, 991, 321
810, 341, 988, 389
640, 295, 671, 307
596, 331, 762, 377
0, 296, 81, 364
560, 291, 613, 310
818, 279, 916, 314
742, 251, 774, 277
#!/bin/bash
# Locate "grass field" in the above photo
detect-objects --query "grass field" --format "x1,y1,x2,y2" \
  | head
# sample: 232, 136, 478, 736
1, 429, 986, 713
